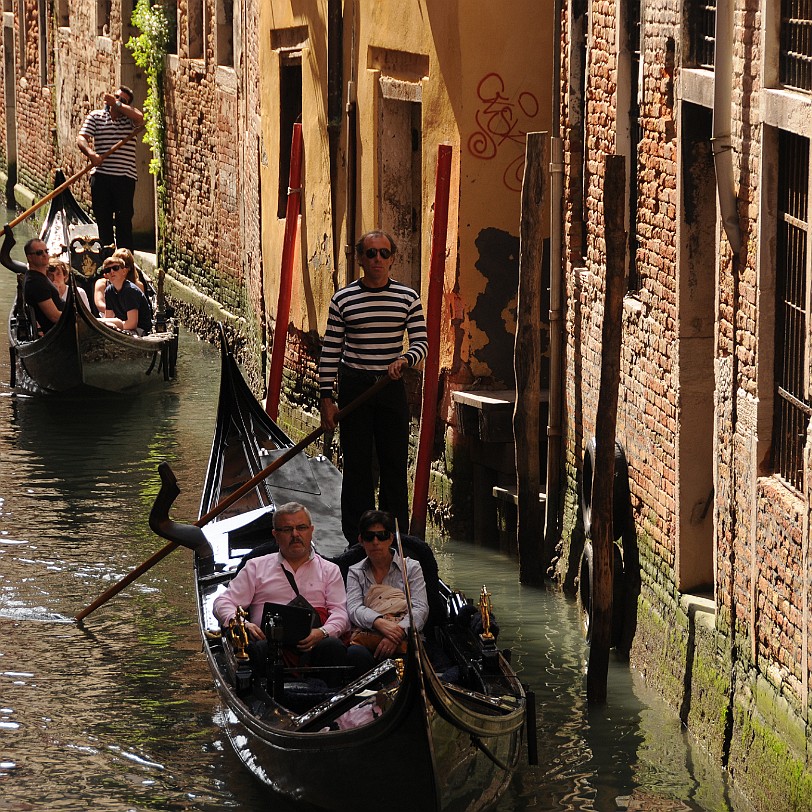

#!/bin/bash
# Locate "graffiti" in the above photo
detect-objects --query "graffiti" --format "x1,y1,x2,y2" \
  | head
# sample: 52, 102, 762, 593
467, 73, 540, 192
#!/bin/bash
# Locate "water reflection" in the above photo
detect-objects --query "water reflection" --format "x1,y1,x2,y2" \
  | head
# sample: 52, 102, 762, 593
0, 228, 752, 811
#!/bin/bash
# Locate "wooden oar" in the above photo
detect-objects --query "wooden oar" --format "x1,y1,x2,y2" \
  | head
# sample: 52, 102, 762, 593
75, 373, 390, 622
6, 126, 145, 230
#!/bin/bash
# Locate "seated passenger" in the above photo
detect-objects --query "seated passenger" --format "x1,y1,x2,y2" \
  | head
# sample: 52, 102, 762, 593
212, 502, 350, 685
98, 255, 152, 335
346, 510, 429, 676
47, 258, 91, 312
2, 228, 64, 334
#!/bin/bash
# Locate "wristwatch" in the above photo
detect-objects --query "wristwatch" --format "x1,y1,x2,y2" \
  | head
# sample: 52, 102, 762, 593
320, 628, 329, 639
115, 100, 123, 108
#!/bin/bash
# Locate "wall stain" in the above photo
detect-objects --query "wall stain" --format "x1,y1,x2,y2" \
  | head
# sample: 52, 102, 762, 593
469, 227, 519, 385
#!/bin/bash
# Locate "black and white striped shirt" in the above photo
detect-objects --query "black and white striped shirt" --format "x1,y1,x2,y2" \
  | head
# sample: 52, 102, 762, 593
318, 278, 428, 398
79, 108, 138, 181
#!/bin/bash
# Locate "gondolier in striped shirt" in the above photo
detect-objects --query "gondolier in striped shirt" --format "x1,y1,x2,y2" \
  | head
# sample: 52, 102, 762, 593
76, 85, 144, 250
319, 230, 428, 543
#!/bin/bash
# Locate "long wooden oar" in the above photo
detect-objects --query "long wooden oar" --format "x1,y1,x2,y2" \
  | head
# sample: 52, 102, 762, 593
6, 126, 145, 230
75, 374, 390, 622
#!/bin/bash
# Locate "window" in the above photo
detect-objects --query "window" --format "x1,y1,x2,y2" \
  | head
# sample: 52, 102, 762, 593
773, 130, 812, 491
216, 0, 233, 67
780, 0, 812, 91
686, 0, 716, 68
96, 0, 111, 36
165, 0, 177, 55
17, 0, 25, 70
188, 0, 204, 59
37, 0, 48, 84
278, 53, 302, 218
626, 0, 642, 290
56, 0, 69, 27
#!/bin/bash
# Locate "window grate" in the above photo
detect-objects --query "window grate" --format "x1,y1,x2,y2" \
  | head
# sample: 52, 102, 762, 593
687, 0, 716, 68
781, 0, 812, 91
774, 130, 811, 491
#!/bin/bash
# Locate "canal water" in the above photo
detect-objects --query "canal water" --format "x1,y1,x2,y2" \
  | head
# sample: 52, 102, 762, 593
0, 228, 754, 811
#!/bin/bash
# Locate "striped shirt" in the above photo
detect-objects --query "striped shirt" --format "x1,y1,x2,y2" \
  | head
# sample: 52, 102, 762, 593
318, 278, 428, 398
79, 108, 138, 181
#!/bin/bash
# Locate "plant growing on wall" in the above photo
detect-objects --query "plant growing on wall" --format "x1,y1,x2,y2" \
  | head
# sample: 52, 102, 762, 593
127, 0, 173, 269
127, 0, 171, 177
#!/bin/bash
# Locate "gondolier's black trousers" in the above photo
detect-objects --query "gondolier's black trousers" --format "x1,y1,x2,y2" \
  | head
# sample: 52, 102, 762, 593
338, 366, 409, 543
90, 172, 136, 251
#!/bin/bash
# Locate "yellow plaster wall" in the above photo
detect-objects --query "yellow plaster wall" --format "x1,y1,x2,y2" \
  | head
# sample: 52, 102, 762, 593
260, 0, 552, 386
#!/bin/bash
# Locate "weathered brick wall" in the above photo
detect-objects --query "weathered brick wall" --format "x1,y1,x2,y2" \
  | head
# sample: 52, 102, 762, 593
161, 0, 258, 371
560, 0, 812, 800
52, 10, 125, 212
12, 0, 56, 201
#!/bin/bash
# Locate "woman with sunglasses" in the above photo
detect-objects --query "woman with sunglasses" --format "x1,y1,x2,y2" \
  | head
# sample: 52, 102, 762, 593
93, 247, 147, 315
345, 510, 429, 675
317, 231, 429, 543
98, 255, 152, 335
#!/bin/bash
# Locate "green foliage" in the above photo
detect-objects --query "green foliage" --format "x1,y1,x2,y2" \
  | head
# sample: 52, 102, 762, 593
127, 0, 170, 176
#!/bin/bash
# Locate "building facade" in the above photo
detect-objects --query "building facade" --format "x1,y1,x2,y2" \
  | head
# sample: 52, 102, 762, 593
558, 0, 812, 804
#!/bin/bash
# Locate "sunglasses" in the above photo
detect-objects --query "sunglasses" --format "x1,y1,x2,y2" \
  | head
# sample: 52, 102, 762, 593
360, 530, 392, 542
364, 247, 392, 260
104, 264, 124, 272
26, 249, 48, 257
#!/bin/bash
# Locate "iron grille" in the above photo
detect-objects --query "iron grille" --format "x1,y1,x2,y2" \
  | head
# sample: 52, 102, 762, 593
687, 0, 716, 68
781, 0, 812, 91
774, 130, 811, 491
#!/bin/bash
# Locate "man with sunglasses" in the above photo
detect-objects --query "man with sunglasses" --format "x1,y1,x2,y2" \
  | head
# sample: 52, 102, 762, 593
0, 227, 63, 334
318, 231, 428, 543
77, 85, 144, 250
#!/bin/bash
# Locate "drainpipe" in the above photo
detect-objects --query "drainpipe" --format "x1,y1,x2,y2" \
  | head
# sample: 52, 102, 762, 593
543, 0, 566, 564
713, 0, 740, 767
712, 0, 742, 256
327, 0, 342, 291
344, 0, 358, 286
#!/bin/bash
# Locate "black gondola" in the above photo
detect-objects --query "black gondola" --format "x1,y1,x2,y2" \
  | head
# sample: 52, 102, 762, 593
6, 171, 177, 394
148, 329, 531, 812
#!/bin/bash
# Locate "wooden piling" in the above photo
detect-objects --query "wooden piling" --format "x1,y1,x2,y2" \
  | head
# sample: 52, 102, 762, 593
514, 132, 548, 585
586, 154, 626, 704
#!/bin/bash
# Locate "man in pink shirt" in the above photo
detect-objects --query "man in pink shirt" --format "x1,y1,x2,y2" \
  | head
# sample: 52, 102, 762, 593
213, 501, 349, 682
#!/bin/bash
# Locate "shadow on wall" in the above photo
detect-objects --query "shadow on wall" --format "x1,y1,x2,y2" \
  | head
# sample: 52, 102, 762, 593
469, 228, 519, 385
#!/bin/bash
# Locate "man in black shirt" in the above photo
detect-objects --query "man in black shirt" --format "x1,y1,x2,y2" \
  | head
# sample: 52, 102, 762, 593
1, 227, 63, 334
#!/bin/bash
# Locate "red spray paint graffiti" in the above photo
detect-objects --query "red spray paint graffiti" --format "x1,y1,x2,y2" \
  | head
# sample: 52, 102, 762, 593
467, 73, 540, 191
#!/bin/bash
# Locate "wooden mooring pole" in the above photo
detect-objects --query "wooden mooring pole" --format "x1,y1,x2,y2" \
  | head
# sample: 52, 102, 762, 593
514, 132, 548, 585
586, 154, 626, 704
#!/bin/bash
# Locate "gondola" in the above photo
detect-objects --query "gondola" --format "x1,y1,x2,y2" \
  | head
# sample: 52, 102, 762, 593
6, 171, 177, 394
148, 329, 533, 812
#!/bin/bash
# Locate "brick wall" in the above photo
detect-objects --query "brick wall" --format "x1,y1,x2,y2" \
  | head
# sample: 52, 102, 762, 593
560, 0, 812, 803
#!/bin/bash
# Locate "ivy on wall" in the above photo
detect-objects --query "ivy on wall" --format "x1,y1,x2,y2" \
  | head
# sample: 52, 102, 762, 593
127, 0, 169, 177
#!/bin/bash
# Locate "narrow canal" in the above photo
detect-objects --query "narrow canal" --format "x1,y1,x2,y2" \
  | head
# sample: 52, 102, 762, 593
0, 230, 754, 811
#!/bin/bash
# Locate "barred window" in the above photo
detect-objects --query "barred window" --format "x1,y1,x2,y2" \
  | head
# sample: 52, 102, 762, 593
686, 0, 716, 68
774, 131, 811, 491
781, 0, 812, 91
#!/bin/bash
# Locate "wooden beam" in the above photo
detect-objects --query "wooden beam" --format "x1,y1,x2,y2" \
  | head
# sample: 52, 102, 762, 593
586, 154, 627, 704
514, 132, 548, 585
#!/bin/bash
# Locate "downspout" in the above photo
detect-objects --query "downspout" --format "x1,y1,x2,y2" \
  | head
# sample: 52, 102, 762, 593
713, 0, 740, 767
544, 0, 566, 562
712, 0, 742, 256
327, 0, 342, 292
344, 0, 358, 286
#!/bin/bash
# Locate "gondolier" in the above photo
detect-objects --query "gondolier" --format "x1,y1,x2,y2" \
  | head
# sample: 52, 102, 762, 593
319, 230, 428, 543
76, 85, 144, 250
